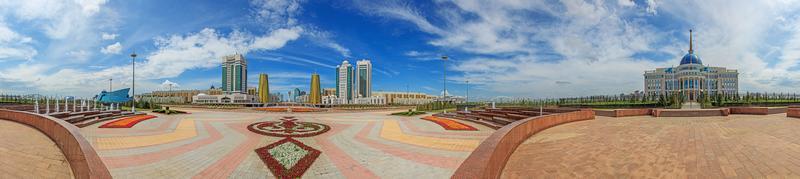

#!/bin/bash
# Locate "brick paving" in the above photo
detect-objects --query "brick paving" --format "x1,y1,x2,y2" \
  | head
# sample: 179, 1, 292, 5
0, 119, 73, 179
76, 108, 493, 178
503, 114, 800, 178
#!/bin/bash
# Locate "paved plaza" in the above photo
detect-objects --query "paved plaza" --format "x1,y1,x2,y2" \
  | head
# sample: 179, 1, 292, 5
503, 114, 800, 178
0, 120, 73, 178
78, 108, 494, 178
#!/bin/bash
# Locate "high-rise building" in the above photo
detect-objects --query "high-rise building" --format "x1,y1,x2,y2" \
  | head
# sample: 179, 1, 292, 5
644, 30, 738, 101
322, 88, 336, 96
335, 60, 353, 101
221, 54, 247, 94
354, 59, 372, 98
309, 73, 321, 104
258, 74, 269, 103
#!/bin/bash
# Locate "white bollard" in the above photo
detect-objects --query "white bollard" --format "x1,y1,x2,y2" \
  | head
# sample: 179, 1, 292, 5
46, 97, 50, 114
55, 98, 60, 113
34, 97, 40, 114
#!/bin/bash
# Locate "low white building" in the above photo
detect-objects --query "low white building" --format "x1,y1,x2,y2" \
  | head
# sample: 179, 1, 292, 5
192, 93, 257, 104
323, 95, 386, 105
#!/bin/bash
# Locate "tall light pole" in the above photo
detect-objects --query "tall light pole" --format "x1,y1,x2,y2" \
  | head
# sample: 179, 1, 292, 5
109, 78, 112, 91
441, 56, 448, 99
466, 80, 469, 103
130, 51, 137, 113
441, 55, 448, 114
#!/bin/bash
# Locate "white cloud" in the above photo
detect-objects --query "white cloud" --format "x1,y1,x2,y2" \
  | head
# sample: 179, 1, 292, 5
357, 0, 800, 97
160, 80, 180, 90
0, 22, 37, 61
101, 32, 117, 40
100, 42, 122, 54
66, 50, 91, 60
251, 0, 302, 28
618, 0, 635, 7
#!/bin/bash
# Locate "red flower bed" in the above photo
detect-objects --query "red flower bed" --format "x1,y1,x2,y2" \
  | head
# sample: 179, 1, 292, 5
247, 117, 330, 137
99, 115, 157, 128
421, 116, 478, 131
255, 137, 321, 178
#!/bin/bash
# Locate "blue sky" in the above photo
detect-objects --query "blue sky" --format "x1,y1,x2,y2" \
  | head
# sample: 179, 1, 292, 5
2, 0, 800, 99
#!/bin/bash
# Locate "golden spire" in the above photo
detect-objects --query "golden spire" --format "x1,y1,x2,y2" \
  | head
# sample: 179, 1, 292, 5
689, 29, 693, 53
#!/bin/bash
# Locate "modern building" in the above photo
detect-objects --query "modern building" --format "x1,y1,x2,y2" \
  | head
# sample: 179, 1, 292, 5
354, 59, 372, 98
322, 88, 336, 97
373, 91, 438, 105
309, 73, 322, 104
258, 74, 269, 103
644, 30, 739, 101
288, 88, 302, 102
323, 95, 386, 105
335, 60, 353, 101
192, 93, 257, 104
221, 54, 247, 94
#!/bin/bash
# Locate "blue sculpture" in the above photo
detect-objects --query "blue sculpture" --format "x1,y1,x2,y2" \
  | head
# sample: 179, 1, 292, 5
95, 88, 132, 103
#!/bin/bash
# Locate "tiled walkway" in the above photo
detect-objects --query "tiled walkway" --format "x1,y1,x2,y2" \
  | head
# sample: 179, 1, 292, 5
0, 119, 73, 178
503, 114, 800, 178
79, 108, 494, 178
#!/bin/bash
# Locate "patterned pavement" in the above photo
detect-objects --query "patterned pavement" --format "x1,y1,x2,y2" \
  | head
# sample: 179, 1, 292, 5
79, 108, 494, 178
503, 114, 800, 178
0, 120, 73, 179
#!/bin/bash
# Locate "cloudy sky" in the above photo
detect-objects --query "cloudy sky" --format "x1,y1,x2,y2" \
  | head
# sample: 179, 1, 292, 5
1, 0, 800, 99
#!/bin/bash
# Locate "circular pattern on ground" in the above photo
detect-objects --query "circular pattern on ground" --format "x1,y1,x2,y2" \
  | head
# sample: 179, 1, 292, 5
247, 117, 330, 137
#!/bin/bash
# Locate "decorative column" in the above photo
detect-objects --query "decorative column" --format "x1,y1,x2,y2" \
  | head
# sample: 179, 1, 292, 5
55, 97, 60, 113
34, 96, 40, 114
45, 97, 50, 114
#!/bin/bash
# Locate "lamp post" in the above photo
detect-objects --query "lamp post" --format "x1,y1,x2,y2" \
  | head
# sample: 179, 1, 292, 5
441, 55, 448, 114
131, 51, 137, 113
466, 80, 469, 103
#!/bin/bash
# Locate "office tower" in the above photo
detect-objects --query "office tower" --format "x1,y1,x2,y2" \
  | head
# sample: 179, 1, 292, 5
309, 73, 321, 104
221, 54, 247, 94
258, 74, 269, 103
354, 59, 372, 98
335, 60, 353, 100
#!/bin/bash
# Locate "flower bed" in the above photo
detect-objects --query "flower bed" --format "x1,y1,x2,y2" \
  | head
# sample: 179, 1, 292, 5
247, 117, 331, 137
421, 116, 478, 131
99, 115, 157, 128
255, 137, 321, 178
254, 107, 324, 112
254, 108, 288, 112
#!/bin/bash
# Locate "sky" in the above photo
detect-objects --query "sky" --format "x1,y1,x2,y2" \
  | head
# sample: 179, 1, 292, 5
2, 0, 800, 100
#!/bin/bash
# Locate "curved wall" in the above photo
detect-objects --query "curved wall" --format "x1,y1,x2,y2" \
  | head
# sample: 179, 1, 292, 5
451, 109, 595, 178
0, 109, 111, 179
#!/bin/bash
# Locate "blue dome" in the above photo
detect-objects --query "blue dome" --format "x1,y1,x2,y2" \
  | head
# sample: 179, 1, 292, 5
680, 53, 702, 65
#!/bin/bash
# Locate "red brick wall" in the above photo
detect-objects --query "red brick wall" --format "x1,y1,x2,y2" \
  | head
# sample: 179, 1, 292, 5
729, 107, 769, 115
652, 109, 728, 117
451, 109, 595, 179
0, 109, 111, 179
789, 108, 800, 118
614, 109, 651, 117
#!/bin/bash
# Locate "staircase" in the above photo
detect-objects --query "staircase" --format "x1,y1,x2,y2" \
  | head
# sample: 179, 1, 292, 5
0, 104, 144, 128
433, 107, 579, 129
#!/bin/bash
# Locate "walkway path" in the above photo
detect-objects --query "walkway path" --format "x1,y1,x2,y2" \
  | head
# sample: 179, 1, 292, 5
503, 114, 800, 178
79, 108, 494, 178
0, 119, 73, 178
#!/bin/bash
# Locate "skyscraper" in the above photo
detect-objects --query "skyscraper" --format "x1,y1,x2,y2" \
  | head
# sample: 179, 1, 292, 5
309, 73, 321, 104
335, 60, 353, 101
354, 59, 372, 98
221, 54, 247, 94
258, 74, 269, 103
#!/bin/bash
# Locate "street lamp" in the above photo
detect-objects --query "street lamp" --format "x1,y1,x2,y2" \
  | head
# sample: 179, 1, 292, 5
441, 55, 448, 114
466, 80, 469, 103
131, 51, 137, 113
